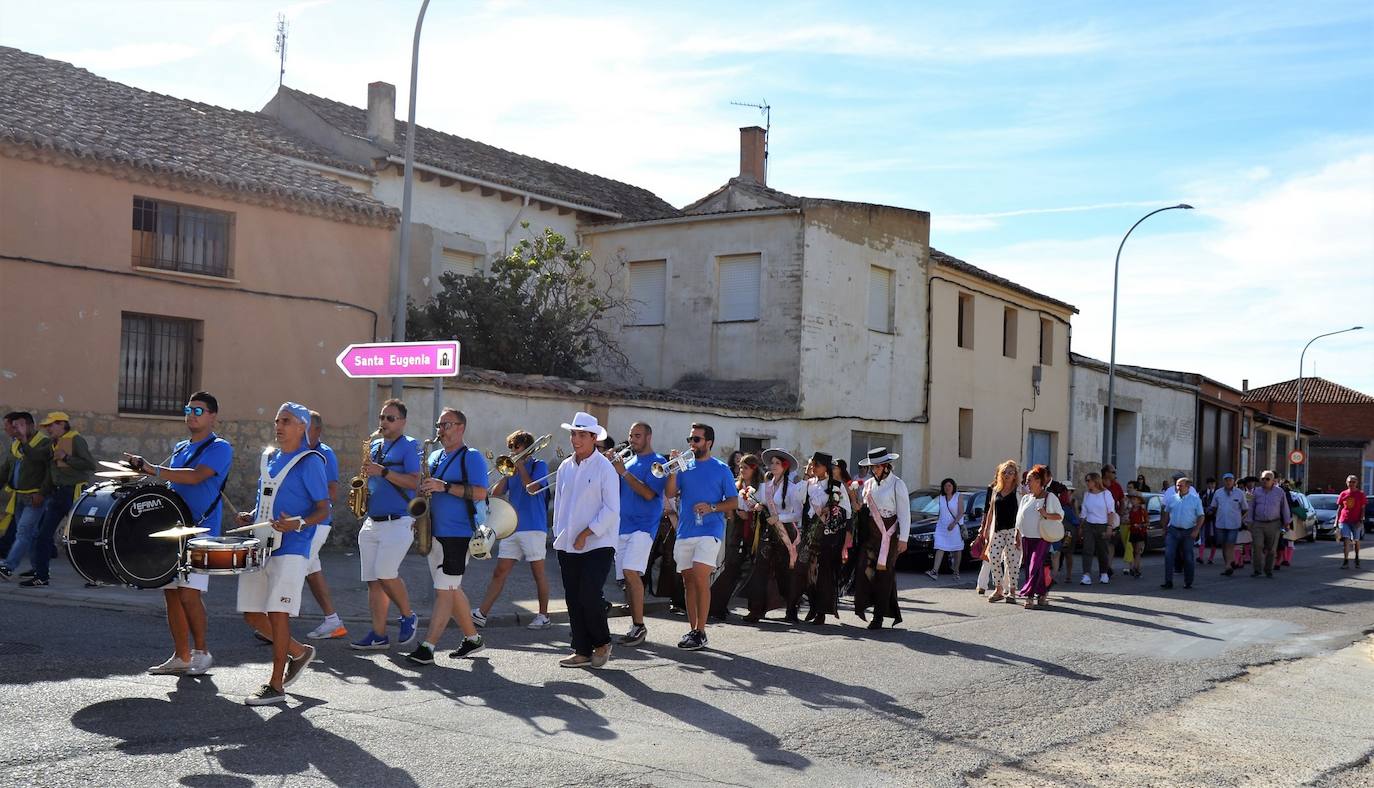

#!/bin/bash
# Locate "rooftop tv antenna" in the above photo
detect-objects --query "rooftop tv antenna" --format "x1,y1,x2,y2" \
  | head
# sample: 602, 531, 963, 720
731, 99, 770, 182
274, 13, 289, 87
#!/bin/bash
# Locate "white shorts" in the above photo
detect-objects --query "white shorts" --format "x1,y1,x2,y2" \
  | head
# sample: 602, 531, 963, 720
236, 554, 308, 617
616, 531, 653, 576
306, 524, 331, 574
163, 572, 209, 593
674, 535, 721, 571
427, 538, 468, 591
497, 530, 548, 562
359, 516, 414, 581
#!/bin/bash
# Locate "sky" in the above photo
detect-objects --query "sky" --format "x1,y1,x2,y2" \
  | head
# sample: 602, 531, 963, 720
3, 0, 1372, 393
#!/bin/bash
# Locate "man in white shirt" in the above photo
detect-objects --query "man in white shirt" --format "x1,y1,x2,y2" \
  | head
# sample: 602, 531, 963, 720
551, 412, 620, 669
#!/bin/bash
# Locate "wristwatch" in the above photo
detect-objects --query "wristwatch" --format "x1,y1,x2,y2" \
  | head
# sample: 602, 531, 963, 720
381, 467, 390, 478
444, 481, 452, 493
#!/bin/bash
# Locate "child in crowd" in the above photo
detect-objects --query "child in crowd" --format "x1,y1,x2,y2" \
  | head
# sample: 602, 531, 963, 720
1127, 493, 1148, 578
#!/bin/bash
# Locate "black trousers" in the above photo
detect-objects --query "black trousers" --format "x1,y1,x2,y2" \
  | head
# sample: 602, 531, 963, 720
558, 547, 613, 656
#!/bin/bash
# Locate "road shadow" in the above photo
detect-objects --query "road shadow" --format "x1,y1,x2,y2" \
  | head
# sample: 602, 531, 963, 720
69, 680, 419, 785
893, 629, 1100, 682
1055, 597, 1211, 623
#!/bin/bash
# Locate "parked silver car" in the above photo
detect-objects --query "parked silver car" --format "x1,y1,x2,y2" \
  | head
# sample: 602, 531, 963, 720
1307, 493, 1341, 540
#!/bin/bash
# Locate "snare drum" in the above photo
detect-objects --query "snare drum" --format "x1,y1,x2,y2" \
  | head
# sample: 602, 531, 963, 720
64, 481, 191, 588
185, 536, 265, 575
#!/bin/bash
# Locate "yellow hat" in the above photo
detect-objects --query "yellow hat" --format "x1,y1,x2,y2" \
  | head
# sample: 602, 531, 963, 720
38, 411, 71, 426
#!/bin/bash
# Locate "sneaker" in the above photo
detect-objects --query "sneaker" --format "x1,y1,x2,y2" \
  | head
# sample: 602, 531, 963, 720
1342, 560, 1350, 570
18, 577, 48, 587
451, 635, 485, 659
245, 684, 286, 706
559, 653, 591, 668
527, 613, 552, 630
620, 624, 648, 646
307, 618, 347, 640
470, 609, 488, 628
0, 564, 10, 581
1099, 573, 1110, 585
148, 654, 192, 675
678, 630, 704, 651
1160, 582, 1174, 589
19, 570, 34, 578
252, 629, 273, 645
397, 613, 418, 645
1222, 567, 1234, 576
699, 629, 709, 648
590, 643, 613, 669
186, 650, 213, 676
952, 573, 961, 583
926, 569, 939, 580
977, 587, 986, 595
405, 643, 435, 665
350, 631, 390, 650
282, 645, 315, 688
1080, 574, 1092, 586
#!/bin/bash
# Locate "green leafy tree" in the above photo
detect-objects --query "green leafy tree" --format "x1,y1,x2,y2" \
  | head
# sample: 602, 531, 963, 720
408, 226, 631, 379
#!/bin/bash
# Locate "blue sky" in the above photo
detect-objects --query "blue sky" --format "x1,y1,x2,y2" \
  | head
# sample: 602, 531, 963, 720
3, 0, 1372, 393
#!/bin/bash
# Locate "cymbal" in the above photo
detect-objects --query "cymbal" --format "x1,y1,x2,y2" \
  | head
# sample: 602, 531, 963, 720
96, 470, 143, 478
148, 525, 210, 539
99, 460, 138, 472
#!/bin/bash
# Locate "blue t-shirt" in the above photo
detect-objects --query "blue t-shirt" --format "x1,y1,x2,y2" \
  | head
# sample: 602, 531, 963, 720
367, 435, 421, 517
619, 452, 667, 536
312, 440, 340, 525
168, 434, 234, 536
429, 445, 490, 538
675, 456, 736, 540
508, 458, 550, 533
257, 447, 330, 557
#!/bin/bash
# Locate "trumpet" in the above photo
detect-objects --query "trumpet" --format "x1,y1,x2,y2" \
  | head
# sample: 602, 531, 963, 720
346, 430, 381, 518
606, 442, 635, 465
488, 433, 552, 481
651, 449, 696, 479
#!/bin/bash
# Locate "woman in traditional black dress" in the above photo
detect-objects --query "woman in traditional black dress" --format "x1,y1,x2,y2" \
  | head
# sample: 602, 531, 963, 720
852, 447, 911, 630
709, 454, 763, 620
742, 449, 804, 623
801, 452, 852, 625
649, 496, 686, 613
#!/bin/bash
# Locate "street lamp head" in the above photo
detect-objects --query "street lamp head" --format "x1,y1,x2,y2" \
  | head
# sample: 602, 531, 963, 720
1352, 325, 1364, 331
1176, 203, 1194, 210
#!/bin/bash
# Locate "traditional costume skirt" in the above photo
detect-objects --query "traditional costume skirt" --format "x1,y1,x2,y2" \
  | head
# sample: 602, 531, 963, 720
742, 519, 789, 617
852, 511, 902, 625
649, 514, 685, 608
709, 511, 752, 618
805, 513, 847, 617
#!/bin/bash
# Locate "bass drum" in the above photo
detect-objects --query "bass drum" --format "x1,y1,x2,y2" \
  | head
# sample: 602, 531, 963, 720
64, 481, 192, 588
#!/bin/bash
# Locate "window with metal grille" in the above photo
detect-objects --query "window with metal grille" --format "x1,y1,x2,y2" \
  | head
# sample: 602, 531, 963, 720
131, 197, 233, 277
867, 265, 894, 333
119, 313, 198, 415
627, 260, 666, 326
716, 254, 761, 322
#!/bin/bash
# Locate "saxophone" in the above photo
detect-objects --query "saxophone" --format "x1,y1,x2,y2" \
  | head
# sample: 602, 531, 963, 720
347, 430, 381, 519
409, 438, 434, 556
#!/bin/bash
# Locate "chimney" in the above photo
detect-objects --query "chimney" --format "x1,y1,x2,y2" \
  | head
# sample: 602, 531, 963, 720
739, 126, 766, 185
367, 81, 396, 145
1242, 379, 1249, 392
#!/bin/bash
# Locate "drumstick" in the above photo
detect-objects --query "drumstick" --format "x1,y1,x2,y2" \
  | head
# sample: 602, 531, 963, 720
224, 516, 304, 535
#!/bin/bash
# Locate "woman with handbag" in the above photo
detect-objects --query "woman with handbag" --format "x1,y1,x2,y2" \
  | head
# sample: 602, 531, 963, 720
928, 477, 964, 582
983, 460, 1021, 603
1016, 465, 1064, 609
1078, 472, 1116, 586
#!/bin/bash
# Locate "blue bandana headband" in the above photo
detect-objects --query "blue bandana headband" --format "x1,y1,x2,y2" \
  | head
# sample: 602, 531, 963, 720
278, 401, 311, 427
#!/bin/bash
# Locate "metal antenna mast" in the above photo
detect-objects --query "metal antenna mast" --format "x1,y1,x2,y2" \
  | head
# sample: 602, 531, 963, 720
275, 13, 289, 87
731, 99, 770, 182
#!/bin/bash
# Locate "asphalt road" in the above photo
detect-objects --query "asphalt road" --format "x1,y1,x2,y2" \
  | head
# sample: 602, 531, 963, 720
1, 542, 1372, 787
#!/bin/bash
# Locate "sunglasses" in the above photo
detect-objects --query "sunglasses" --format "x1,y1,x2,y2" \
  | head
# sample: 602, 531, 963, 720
686, 436, 705, 444
435, 421, 458, 430
184, 406, 208, 417
378, 414, 400, 423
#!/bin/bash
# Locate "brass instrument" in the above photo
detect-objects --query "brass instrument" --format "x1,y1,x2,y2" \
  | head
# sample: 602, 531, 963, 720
346, 430, 381, 518
409, 437, 435, 556
651, 447, 696, 479
487, 433, 553, 481
607, 442, 635, 465
522, 447, 567, 493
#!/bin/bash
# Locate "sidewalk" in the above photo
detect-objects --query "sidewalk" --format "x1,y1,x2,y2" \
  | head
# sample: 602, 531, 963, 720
0, 546, 667, 628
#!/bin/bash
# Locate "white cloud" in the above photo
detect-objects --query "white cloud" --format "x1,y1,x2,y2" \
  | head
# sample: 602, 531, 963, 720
51, 43, 199, 71
940, 200, 1167, 233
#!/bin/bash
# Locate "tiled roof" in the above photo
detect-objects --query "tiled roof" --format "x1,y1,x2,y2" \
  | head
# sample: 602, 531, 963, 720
0, 47, 394, 225
681, 177, 801, 215
1242, 377, 1374, 405
278, 88, 680, 221
930, 249, 1078, 314
459, 368, 798, 414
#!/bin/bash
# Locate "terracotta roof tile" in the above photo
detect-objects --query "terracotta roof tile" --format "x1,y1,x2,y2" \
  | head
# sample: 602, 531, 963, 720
1242, 377, 1374, 405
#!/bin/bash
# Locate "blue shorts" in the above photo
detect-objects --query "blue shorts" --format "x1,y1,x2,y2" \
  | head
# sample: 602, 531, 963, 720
1339, 524, 1364, 541
1214, 529, 1240, 546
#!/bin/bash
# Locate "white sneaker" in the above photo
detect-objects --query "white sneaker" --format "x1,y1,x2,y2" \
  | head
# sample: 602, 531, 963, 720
148, 654, 192, 675
1100, 573, 1110, 585
307, 617, 348, 640
471, 609, 487, 628
186, 650, 213, 675
1080, 574, 1092, 586
527, 613, 552, 630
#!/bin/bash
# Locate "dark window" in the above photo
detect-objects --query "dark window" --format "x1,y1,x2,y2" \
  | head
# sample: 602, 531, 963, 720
1039, 318, 1054, 365
119, 313, 198, 415
131, 197, 233, 277
1256, 430, 1270, 471
738, 437, 768, 457
957, 293, 974, 348
1002, 307, 1018, 358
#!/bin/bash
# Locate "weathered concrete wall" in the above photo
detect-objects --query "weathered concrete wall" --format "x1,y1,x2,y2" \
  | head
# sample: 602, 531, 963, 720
582, 213, 804, 390
1070, 360, 1196, 488
925, 268, 1073, 489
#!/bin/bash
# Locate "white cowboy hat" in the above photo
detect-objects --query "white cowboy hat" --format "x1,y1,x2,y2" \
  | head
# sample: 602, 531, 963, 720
559, 411, 608, 442
760, 447, 799, 473
858, 447, 900, 467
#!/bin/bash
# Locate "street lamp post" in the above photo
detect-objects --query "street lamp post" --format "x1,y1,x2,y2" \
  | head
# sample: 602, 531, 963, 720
1294, 325, 1363, 484
1103, 204, 1195, 469
390, 0, 432, 399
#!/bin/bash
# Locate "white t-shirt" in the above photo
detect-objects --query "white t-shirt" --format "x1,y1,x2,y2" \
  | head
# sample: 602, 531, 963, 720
1015, 493, 1064, 539
1081, 489, 1116, 525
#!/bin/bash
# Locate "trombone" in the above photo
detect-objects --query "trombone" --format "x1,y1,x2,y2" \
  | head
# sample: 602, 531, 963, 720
522, 447, 567, 493
487, 433, 552, 481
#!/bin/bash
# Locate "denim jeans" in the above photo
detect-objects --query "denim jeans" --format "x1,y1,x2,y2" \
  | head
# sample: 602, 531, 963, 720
3, 496, 44, 571
1164, 526, 1195, 586
32, 485, 75, 581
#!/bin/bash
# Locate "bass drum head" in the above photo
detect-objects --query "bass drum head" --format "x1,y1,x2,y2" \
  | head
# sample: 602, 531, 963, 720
65, 483, 131, 586
66, 483, 190, 588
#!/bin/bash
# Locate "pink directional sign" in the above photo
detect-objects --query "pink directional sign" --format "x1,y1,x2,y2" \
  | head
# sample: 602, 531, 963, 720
335, 340, 460, 378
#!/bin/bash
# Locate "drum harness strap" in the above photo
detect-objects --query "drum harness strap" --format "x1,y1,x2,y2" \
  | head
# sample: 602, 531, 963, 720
256, 447, 324, 550
180, 435, 230, 526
